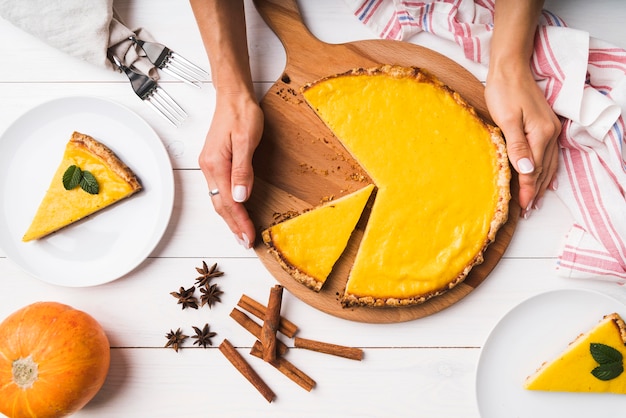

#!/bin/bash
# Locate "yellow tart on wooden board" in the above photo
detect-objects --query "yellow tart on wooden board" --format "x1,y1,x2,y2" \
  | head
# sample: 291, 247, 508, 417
525, 313, 626, 394
299, 65, 510, 307
22, 131, 142, 241
262, 184, 375, 291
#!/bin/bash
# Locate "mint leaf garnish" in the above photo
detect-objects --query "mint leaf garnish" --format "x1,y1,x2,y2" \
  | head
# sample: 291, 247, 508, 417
590, 342, 624, 381
592, 363, 624, 381
62, 165, 83, 190
591, 343, 623, 364
79, 170, 99, 194
62, 165, 99, 194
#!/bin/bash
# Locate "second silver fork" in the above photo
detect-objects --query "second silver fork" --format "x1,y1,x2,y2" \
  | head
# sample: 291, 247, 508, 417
110, 54, 187, 127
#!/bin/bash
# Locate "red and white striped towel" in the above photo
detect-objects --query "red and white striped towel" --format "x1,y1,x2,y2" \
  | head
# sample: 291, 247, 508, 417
345, 0, 626, 281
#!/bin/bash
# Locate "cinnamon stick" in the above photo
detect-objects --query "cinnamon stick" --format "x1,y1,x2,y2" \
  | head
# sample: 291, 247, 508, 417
251, 340, 316, 392
261, 285, 283, 362
294, 337, 364, 361
237, 294, 298, 338
229, 308, 288, 356
218, 339, 276, 403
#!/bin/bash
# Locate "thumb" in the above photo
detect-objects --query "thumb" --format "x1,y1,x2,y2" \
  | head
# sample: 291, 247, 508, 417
504, 126, 535, 176
501, 124, 537, 213
230, 146, 255, 203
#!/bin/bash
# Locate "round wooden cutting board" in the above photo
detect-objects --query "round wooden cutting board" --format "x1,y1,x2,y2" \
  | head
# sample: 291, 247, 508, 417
247, 0, 520, 323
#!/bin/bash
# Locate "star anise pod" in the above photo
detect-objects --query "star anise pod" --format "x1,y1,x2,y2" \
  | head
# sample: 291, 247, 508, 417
170, 286, 199, 310
165, 328, 188, 352
195, 261, 224, 287
200, 283, 223, 308
191, 323, 217, 348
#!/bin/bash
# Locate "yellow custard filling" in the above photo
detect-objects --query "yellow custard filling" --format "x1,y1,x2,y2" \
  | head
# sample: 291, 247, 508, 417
302, 66, 509, 305
525, 313, 626, 394
263, 185, 374, 291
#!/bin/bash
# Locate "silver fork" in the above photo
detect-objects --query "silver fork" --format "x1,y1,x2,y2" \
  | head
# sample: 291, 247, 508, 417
110, 54, 187, 127
130, 36, 209, 87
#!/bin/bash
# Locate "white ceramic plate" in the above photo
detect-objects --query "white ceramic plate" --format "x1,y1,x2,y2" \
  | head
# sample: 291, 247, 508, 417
0, 97, 174, 286
476, 288, 626, 418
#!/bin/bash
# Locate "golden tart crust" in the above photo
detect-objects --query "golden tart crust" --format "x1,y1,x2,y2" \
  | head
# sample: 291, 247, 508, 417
22, 131, 142, 241
71, 132, 141, 190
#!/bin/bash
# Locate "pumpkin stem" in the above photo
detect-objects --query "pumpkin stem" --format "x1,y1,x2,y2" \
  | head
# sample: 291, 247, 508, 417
12, 356, 38, 389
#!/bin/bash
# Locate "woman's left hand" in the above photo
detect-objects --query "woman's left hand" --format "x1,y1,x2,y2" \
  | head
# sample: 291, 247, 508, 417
485, 65, 561, 218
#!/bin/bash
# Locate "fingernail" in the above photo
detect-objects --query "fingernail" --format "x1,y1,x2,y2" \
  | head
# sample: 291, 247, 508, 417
234, 233, 252, 249
242, 233, 251, 249
534, 197, 543, 210
233, 185, 248, 203
523, 200, 534, 219
517, 158, 534, 174
234, 234, 245, 247
551, 177, 559, 191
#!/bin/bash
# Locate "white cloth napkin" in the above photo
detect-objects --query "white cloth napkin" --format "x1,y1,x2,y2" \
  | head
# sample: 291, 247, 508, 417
344, 0, 626, 282
0, 0, 157, 77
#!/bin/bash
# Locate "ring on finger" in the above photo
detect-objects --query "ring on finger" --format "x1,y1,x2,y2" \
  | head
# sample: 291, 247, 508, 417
209, 188, 220, 197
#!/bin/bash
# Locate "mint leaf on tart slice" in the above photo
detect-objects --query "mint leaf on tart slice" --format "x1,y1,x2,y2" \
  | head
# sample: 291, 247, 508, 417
79, 170, 99, 194
62, 165, 83, 190
590, 342, 624, 381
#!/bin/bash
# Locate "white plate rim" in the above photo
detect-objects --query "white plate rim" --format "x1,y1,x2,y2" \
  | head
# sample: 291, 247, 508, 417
476, 287, 626, 418
0, 96, 174, 287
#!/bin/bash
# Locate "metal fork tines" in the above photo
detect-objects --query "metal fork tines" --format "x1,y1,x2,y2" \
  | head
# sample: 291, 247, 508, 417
130, 37, 209, 87
110, 55, 187, 127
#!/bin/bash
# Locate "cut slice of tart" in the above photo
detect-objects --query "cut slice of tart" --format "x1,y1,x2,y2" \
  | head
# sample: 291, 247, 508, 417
262, 184, 375, 291
301, 65, 510, 307
22, 131, 142, 242
525, 313, 626, 394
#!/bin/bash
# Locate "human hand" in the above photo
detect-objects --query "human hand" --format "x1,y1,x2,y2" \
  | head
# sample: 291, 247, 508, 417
199, 92, 263, 248
485, 67, 561, 219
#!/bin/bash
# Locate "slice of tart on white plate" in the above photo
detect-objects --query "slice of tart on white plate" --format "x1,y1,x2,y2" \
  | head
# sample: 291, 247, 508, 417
525, 313, 626, 394
23, 131, 142, 242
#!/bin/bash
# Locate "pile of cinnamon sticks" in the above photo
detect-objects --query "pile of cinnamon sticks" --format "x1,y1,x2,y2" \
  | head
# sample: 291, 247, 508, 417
219, 284, 364, 403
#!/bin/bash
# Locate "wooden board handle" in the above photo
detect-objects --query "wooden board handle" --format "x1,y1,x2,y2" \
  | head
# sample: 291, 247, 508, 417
252, 0, 324, 59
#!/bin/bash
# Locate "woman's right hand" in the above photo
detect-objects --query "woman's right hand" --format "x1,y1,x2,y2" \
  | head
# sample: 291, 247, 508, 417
199, 91, 264, 248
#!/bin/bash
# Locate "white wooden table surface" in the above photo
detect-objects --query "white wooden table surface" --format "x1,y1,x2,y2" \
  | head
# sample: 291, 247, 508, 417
1, 1, 625, 417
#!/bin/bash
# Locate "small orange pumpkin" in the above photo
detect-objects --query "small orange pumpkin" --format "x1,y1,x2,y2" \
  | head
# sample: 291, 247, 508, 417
0, 302, 110, 418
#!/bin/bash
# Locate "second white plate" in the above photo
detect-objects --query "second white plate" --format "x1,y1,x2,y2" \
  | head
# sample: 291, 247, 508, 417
476, 288, 626, 418
0, 96, 175, 287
